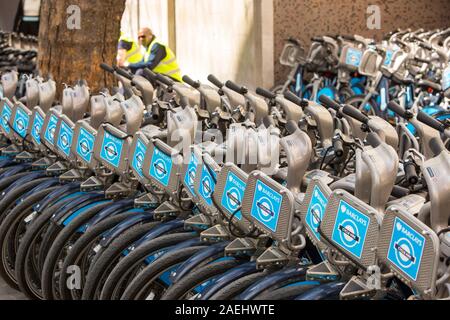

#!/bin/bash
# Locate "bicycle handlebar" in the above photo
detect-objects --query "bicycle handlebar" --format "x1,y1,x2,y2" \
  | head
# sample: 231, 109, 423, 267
156, 73, 175, 87
342, 105, 370, 124
256, 87, 276, 100
388, 101, 411, 120
182, 75, 200, 89
100, 63, 115, 74
225, 80, 247, 95
417, 111, 445, 132
319, 95, 341, 111
283, 91, 305, 108
143, 68, 157, 82
207, 74, 224, 89
114, 67, 133, 80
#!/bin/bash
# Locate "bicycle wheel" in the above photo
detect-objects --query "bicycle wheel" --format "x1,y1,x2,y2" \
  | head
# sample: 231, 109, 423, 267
100, 232, 197, 300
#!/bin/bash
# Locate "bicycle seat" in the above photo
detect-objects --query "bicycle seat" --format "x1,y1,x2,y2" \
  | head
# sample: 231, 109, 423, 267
1, 71, 18, 100
418, 79, 442, 92
38, 79, 56, 113
25, 77, 40, 108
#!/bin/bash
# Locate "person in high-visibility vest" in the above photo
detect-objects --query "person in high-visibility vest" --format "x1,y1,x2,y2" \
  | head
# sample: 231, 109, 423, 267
117, 34, 143, 67
128, 27, 182, 82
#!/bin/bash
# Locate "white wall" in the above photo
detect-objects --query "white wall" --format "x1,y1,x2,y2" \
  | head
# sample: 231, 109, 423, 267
121, 0, 169, 45
120, 0, 274, 89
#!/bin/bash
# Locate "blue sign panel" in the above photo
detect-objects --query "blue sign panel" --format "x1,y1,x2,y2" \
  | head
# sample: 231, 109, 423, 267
76, 127, 95, 164
221, 171, 246, 220
149, 147, 172, 186
57, 121, 73, 156
250, 180, 283, 232
44, 114, 58, 145
331, 200, 370, 259
31, 112, 44, 145
345, 48, 362, 67
198, 164, 216, 206
1, 103, 12, 134
387, 217, 425, 281
306, 186, 328, 241
13, 107, 29, 138
132, 139, 147, 178
184, 152, 198, 196
100, 132, 124, 168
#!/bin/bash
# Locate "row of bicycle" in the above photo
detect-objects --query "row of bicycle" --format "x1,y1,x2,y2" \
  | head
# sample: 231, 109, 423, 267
276, 28, 449, 124
0, 32, 449, 300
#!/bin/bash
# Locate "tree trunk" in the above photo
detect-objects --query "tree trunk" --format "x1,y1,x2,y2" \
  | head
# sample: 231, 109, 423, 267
38, 0, 126, 99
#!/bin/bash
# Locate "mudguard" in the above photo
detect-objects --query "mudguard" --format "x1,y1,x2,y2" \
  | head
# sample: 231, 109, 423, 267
51, 192, 105, 225
200, 261, 258, 300
61, 199, 111, 227
295, 281, 346, 300
81, 198, 135, 231
132, 219, 186, 249
17, 177, 60, 201
99, 211, 155, 247
2, 170, 46, 196
0, 163, 31, 180
34, 182, 81, 212
170, 241, 231, 284
238, 266, 307, 300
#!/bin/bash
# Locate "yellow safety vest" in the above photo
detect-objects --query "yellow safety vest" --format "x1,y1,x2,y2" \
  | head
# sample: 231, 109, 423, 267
145, 37, 182, 82
119, 36, 143, 64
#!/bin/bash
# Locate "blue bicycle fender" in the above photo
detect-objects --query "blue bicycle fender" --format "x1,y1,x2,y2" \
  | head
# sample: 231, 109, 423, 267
80, 198, 136, 231
62, 199, 111, 227
2, 170, 46, 196
200, 261, 258, 300
17, 177, 60, 202
171, 241, 231, 284
0, 158, 16, 169
99, 211, 155, 247
50, 192, 105, 224
34, 182, 81, 212
238, 266, 307, 300
132, 219, 186, 249
0, 163, 31, 180
51, 194, 107, 226
295, 281, 346, 300
143, 236, 203, 267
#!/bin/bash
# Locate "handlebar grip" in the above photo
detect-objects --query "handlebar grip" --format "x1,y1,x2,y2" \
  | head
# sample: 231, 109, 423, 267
225, 80, 247, 95
156, 73, 175, 87
256, 87, 276, 100
143, 68, 157, 81
342, 105, 369, 124
333, 139, 344, 158
283, 91, 306, 107
100, 63, 115, 74
429, 137, 446, 156
182, 75, 200, 89
366, 132, 382, 148
207, 74, 224, 89
311, 37, 324, 43
387, 101, 409, 119
114, 67, 133, 80
404, 162, 419, 185
417, 111, 445, 132
341, 34, 355, 41
319, 95, 341, 111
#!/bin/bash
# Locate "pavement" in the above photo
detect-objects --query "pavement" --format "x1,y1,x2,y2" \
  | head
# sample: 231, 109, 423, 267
0, 277, 27, 300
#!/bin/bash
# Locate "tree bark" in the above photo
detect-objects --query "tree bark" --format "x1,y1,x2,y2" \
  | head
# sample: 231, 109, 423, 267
38, 0, 126, 98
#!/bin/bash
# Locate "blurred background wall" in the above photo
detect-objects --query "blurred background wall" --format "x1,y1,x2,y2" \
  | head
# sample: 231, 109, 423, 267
273, 0, 450, 84
120, 0, 450, 89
